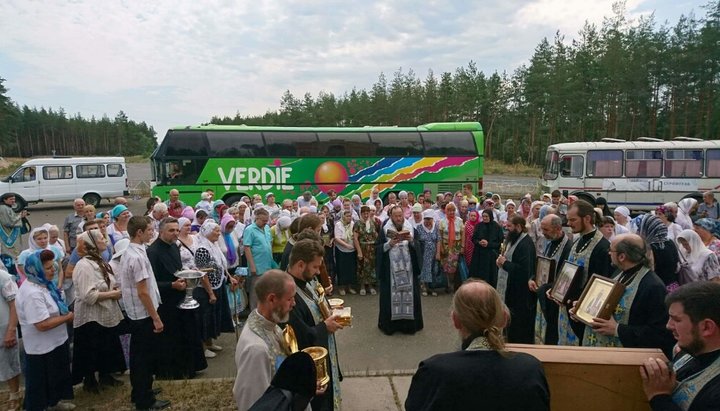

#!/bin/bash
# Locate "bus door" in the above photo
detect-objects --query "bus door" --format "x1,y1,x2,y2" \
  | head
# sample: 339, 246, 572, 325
557, 152, 589, 193
585, 150, 626, 206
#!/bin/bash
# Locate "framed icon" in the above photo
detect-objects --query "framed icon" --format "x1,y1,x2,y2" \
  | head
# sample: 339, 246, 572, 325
550, 262, 581, 303
535, 256, 556, 287
574, 274, 626, 327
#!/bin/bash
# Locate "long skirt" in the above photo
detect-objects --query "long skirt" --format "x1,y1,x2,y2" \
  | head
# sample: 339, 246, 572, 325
71, 321, 126, 384
24, 342, 73, 411
324, 246, 336, 285
335, 249, 357, 286
356, 243, 377, 285
194, 282, 234, 341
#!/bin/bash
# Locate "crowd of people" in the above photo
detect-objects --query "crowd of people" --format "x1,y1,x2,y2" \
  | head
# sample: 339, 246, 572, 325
0, 184, 718, 411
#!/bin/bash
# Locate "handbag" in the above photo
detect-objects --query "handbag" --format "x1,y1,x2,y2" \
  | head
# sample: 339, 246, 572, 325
676, 254, 693, 286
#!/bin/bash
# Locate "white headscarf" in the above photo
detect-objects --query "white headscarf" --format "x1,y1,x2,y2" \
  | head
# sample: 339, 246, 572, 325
27, 227, 50, 251
196, 221, 227, 272
677, 229, 713, 276
677, 198, 697, 230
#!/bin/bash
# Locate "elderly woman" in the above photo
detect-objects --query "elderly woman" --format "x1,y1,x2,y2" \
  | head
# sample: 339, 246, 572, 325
0, 194, 28, 258
71, 230, 125, 393
437, 203, 465, 292
271, 216, 292, 264
16, 250, 75, 411
677, 198, 698, 230
106, 204, 131, 248
353, 205, 378, 296
676, 229, 720, 283
693, 218, 720, 256
0, 265, 21, 411
416, 209, 440, 296
334, 209, 357, 295
77, 204, 97, 234
194, 221, 234, 358
17, 227, 54, 281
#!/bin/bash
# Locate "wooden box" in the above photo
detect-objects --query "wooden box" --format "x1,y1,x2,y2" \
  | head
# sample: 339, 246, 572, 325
507, 344, 668, 411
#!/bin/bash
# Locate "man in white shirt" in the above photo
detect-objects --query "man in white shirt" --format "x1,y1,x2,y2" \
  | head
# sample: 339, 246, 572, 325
233, 270, 298, 410
119, 215, 170, 411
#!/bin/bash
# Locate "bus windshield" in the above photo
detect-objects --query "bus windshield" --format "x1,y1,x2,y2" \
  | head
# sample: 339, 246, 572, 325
543, 150, 558, 180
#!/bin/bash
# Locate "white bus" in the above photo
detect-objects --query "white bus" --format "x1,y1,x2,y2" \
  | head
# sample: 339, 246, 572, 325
541, 137, 720, 210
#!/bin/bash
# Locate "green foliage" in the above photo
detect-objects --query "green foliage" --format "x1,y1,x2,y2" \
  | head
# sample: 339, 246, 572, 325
0, 80, 157, 157
210, 1, 720, 165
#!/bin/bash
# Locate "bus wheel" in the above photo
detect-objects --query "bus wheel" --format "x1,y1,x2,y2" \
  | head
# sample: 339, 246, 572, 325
83, 193, 101, 207
223, 194, 245, 207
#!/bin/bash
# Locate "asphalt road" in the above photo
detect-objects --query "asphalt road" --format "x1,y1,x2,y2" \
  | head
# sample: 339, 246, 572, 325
23, 198, 460, 378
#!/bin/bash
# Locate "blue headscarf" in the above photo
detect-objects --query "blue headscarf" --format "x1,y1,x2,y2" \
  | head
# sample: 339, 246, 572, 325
695, 218, 720, 239
24, 250, 69, 315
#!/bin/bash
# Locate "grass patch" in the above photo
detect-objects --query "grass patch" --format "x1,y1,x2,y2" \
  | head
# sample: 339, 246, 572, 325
484, 159, 542, 177
125, 155, 150, 163
1, 378, 236, 411
0, 158, 23, 177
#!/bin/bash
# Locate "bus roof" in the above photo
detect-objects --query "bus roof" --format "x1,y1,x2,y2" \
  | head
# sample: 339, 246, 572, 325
547, 140, 720, 152
168, 122, 483, 133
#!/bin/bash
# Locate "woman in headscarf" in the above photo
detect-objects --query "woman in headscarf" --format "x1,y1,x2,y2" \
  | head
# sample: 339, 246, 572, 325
676, 229, 720, 283
194, 221, 234, 358
595, 197, 612, 217
436, 203, 464, 292
528, 201, 545, 254
218, 213, 246, 325
334, 209, 357, 295
16, 227, 55, 281
237, 201, 252, 226
181, 206, 195, 221
106, 204, 131, 248
177, 217, 197, 269
415, 209, 441, 296
677, 198, 698, 230
191, 209, 209, 233
71, 229, 125, 393
519, 198, 532, 220
613, 206, 633, 233
655, 205, 683, 241
463, 210, 480, 267
271, 216, 292, 264
45, 224, 66, 261
16, 249, 75, 411
0, 193, 27, 259
637, 215, 680, 288
693, 218, 720, 256
353, 205, 378, 296
211, 200, 227, 223
470, 209, 504, 288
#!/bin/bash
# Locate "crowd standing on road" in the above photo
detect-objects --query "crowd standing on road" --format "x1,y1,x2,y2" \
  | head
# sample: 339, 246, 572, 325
0, 186, 719, 410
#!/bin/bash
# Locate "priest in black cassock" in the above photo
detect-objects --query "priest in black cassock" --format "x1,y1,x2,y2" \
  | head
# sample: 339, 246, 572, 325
146, 217, 207, 379
286, 237, 344, 411
571, 234, 675, 357
496, 215, 536, 344
376, 206, 424, 335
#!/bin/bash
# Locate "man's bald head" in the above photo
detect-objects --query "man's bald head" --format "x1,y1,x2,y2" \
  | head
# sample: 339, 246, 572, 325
540, 214, 563, 241
612, 233, 649, 267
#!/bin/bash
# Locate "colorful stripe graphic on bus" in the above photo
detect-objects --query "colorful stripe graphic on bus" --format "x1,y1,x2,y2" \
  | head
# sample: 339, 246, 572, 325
197, 156, 477, 200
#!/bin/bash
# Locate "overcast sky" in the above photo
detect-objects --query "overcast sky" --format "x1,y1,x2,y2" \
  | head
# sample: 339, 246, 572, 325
0, 0, 706, 142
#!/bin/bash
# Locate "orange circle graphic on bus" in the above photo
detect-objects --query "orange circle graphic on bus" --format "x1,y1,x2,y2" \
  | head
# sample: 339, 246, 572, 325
315, 161, 348, 193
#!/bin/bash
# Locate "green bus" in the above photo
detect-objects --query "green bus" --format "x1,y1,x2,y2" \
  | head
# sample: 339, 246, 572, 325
150, 122, 484, 205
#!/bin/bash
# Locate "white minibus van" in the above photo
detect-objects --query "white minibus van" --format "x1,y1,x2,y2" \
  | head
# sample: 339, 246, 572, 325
0, 157, 129, 210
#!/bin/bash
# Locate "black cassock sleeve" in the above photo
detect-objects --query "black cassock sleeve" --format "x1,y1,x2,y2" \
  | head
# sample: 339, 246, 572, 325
288, 296, 329, 350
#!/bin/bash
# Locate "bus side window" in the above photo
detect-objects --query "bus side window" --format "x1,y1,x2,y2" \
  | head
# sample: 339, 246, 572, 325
560, 155, 583, 177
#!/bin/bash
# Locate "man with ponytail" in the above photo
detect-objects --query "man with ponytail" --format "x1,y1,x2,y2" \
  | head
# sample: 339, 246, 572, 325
405, 280, 549, 411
